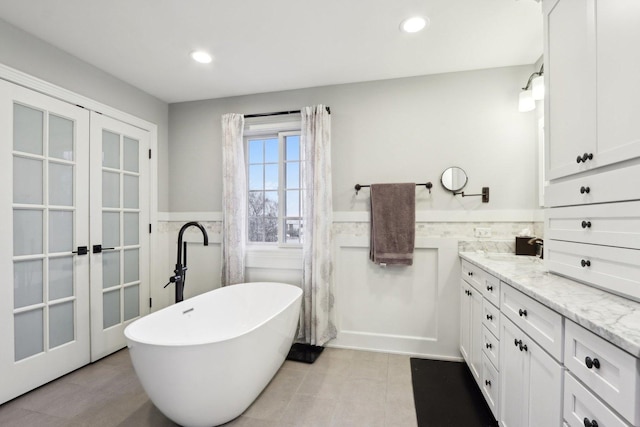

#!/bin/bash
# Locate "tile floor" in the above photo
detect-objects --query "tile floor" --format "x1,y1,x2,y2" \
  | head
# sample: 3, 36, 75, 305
0, 347, 417, 426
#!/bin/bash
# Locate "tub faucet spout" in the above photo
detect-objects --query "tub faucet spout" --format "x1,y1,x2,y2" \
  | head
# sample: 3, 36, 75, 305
167, 222, 209, 303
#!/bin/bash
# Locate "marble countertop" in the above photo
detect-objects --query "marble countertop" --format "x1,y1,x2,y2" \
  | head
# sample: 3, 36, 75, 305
459, 252, 640, 358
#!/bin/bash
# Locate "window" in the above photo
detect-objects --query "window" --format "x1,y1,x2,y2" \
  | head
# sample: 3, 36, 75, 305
246, 130, 303, 245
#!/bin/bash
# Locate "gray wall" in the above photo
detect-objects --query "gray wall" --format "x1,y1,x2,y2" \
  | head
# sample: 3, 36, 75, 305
0, 18, 170, 211
169, 65, 539, 213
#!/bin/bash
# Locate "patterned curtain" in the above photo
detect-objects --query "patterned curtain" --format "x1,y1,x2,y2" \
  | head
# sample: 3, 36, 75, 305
221, 113, 246, 286
300, 105, 336, 346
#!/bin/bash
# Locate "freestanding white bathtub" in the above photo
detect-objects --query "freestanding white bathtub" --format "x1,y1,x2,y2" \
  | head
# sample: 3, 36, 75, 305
124, 282, 302, 427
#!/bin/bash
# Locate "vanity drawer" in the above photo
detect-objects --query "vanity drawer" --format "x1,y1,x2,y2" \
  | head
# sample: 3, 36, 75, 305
482, 299, 500, 339
482, 325, 499, 369
461, 260, 483, 291
481, 353, 500, 420
545, 201, 640, 250
564, 372, 631, 427
545, 162, 640, 208
501, 284, 563, 361
545, 240, 640, 302
565, 320, 640, 425
482, 274, 501, 307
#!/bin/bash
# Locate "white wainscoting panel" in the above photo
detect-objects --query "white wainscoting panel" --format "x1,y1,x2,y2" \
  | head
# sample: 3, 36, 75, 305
330, 235, 462, 360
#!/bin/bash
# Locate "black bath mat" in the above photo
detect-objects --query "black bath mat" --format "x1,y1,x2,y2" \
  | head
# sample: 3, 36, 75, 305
410, 358, 497, 427
286, 343, 324, 364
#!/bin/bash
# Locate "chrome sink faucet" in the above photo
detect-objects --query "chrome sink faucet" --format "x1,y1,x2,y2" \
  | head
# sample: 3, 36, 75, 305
527, 237, 544, 259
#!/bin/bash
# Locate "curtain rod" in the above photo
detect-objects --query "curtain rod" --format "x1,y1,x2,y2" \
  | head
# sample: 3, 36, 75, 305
244, 106, 331, 118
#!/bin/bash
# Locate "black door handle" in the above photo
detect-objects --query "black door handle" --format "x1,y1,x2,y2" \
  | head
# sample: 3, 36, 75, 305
93, 244, 116, 254
72, 246, 88, 255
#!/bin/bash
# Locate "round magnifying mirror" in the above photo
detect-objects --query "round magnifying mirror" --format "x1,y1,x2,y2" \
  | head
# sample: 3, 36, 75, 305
440, 167, 468, 192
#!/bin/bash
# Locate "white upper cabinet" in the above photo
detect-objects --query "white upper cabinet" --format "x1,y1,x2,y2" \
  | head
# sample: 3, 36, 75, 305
544, 0, 640, 181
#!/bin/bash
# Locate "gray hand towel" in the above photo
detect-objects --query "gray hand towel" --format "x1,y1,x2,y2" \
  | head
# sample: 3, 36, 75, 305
369, 183, 416, 266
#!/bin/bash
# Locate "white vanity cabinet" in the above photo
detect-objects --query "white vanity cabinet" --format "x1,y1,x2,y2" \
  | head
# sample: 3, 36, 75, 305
544, 0, 640, 181
544, 0, 640, 303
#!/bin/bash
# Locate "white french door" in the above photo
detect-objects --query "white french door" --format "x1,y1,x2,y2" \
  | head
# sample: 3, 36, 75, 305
0, 81, 151, 403
0, 81, 91, 403
89, 112, 149, 361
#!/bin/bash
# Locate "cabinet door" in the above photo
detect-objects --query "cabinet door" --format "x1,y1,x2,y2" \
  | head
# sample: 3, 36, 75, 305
527, 332, 563, 427
500, 318, 527, 427
596, 0, 640, 168
544, 0, 597, 180
460, 279, 483, 385
460, 280, 472, 363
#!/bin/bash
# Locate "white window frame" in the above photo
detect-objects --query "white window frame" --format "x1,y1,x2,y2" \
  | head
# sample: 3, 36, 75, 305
244, 120, 302, 248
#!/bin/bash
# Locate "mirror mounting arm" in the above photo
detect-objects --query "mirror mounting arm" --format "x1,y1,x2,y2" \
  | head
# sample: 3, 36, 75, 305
454, 187, 490, 203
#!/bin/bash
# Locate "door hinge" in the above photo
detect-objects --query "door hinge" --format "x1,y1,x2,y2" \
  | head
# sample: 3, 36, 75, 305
149, 298, 152, 308
149, 223, 152, 234
148, 149, 152, 159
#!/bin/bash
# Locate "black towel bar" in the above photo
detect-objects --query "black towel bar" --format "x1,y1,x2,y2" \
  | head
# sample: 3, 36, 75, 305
354, 182, 432, 195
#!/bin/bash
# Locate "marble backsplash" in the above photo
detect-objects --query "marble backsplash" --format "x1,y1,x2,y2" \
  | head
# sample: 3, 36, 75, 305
158, 220, 543, 255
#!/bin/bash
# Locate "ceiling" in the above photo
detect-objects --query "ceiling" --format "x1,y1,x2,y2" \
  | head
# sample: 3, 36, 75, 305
0, 0, 543, 104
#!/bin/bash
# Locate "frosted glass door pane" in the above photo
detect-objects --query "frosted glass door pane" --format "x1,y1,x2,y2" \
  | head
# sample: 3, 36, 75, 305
49, 257, 73, 300
102, 172, 120, 208
102, 251, 120, 288
49, 163, 73, 206
14, 259, 43, 308
102, 212, 120, 248
123, 213, 139, 245
13, 157, 43, 205
49, 211, 73, 253
124, 285, 139, 321
49, 115, 74, 160
49, 302, 74, 348
14, 309, 44, 361
123, 137, 139, 172
13, 210, 43, 256
103, 290, 120, 329
123, 175, 138, 209
102, 130, 120, 168
14, 104, 43, 155
124, 249, 139, 283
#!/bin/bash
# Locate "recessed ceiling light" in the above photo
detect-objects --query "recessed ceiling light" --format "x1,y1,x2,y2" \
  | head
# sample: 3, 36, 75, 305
400, 16, 429, 33
191, 50, 213, 64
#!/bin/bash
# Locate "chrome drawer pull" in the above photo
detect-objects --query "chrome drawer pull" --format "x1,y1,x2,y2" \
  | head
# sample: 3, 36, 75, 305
581, 259, 591, 268
580, 186, 591, 194
581, 220, 592, 229
518, 308, 527, 317
485, 380, 491, 387
486, 343, 492, 349
486, 314, 493, 320
486, 285, 493, 291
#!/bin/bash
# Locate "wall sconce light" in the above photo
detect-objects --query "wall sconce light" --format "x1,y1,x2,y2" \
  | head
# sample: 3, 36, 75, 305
518, 64, 544, 112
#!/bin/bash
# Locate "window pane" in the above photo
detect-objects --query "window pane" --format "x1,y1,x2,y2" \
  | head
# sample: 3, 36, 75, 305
14, 104, 43, 155
286, 135, 300, 161
49, 162, 74, 206
14, 309, 43, 361
123, 137, 139, 172
13, 157, 43, 205
102, 171, 120, 208
102, 130, 120, 169
103, 212, 120, 249
285, 219, 301, 244
49, 257, 73, 300
264, 191, 278, 217
124, 285, 139, 321
49, 210, 73, 253
248, 217, 264, 242
264, 138, 278, 163
49, 301, 74, 349
264, 164, 278, 190
102, 251, 120, 289
124, 212, 139, 246
286, 162, 300, 189
124, 248, 139, 284
248, 139, 263, 163
14, 259, 43, 309
249, 165, 264, 190
123, 175, 139, 209
248, 191, 264, 216
286, 190, 300, 216
264, 218, 278, 242
49, 115, 74, 161
13, 209, 43, 256
103, 289, 120, 329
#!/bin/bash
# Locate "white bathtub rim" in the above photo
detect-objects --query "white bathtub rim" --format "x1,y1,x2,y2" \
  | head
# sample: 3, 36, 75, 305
124, 281, 302, 347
